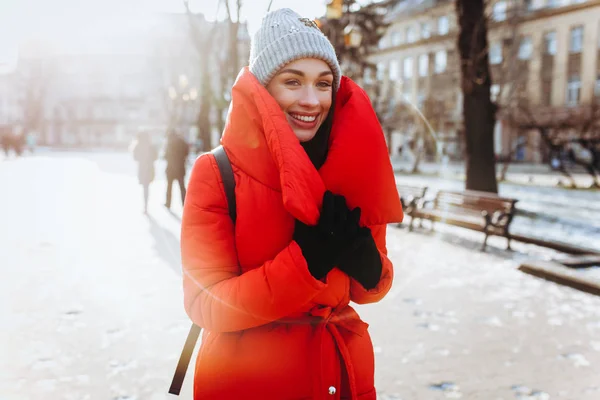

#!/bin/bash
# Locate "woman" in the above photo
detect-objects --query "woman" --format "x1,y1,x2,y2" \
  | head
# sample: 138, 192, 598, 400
132, 131, 157, 214
181, 8, 403, 400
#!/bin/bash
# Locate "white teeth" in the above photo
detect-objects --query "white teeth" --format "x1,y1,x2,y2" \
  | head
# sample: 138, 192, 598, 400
291, 114, 317, 122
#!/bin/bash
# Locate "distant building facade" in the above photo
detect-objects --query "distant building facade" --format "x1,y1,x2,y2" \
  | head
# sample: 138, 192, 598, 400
2, 13, 250, 149
368, 0, 600, 162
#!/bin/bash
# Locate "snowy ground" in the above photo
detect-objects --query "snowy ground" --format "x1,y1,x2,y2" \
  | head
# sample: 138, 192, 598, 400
1, 151, 599, 400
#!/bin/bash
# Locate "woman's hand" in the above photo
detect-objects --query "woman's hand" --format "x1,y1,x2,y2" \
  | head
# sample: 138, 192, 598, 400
338, 227, 382, 290
293, 191, 359, 280
324, 193, 383, 290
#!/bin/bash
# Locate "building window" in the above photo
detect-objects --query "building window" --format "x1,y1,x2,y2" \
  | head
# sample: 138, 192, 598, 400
566, 74, 581, 106
570, 26, 584, 53
544, 31, 557, 55
418, 54, 428, 77
377, 62, 386, 80
364, 68, 373, 84
406, 26, 417, 43
491, 84, 500, 102
434, 50, 447, 73
402, 82, 411, 100
489, 41, 503, 64
421, 22, 431, 39
492, 1, 507, 22
417, 91, 426, 109
595, 74, 600, 98
389, 60, 400, 81
438, 16, 449, 35
403, 57, 413, 79
518, 36, 533, 60
391, 31, 403, 46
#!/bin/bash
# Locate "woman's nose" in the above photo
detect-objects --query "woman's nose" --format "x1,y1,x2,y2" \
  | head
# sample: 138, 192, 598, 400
298, 87, 319, 107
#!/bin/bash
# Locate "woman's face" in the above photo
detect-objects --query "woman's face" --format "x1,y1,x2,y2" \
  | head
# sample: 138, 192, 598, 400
266, 58, 333, 143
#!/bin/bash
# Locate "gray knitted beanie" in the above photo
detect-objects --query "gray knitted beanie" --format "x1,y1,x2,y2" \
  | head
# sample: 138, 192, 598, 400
249, 8, 341, 90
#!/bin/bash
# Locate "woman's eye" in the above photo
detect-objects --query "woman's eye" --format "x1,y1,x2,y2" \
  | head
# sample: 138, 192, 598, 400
285, 80, 300, 86
317, 81, 332, 88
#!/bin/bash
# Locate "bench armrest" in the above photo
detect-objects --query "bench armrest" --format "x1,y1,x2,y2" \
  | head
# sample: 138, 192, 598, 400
420, 199, 434, 209
491, 211, 513, 227
481, 210, 513, 229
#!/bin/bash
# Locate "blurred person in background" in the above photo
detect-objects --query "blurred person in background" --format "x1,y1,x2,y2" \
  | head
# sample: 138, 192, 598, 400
180, 8, 402, 400
164, 130, 190, 209
132, 131, 158, 214
26, 131, 37, 153
12, 131, 25, 156
1, 126, 10, 157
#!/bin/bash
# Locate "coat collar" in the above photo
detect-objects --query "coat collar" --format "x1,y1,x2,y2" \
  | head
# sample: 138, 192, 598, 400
221, 67, 403, 226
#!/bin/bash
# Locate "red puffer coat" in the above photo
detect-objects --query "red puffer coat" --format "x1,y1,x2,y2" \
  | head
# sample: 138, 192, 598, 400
181, 67, 403, 400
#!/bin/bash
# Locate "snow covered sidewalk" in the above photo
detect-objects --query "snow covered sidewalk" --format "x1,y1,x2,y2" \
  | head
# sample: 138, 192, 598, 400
1, 153, 599, 400
369, 226, 600, 399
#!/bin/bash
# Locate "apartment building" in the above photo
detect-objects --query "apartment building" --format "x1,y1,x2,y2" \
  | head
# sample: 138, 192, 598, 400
369, 0, 600, 161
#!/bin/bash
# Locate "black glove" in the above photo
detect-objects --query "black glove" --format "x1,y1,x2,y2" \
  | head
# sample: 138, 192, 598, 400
294, 191, 360, 280
338, 227, 382, 290
311, 192, 383, 289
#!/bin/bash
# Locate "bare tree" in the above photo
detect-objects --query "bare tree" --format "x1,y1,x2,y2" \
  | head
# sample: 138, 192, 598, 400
20, 58, 53, 144
483, 0, 530, 182
508, 101, 600, 188
319, 0, 395, 82
378, 96, 414, 160
223, 0, 243, 84
183, 0, 247, 151
183, 0, 221, 152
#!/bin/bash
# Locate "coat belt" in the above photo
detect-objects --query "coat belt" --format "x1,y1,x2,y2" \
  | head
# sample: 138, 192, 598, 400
307, 305, 369, 400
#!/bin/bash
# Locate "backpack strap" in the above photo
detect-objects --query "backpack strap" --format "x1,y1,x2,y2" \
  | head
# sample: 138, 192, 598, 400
168, 145, 236, 396
212, 145, 237, 223
168, 324, 201, 395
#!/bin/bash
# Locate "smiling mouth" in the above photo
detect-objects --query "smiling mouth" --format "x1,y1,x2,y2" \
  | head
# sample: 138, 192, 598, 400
289, 113, 318, 123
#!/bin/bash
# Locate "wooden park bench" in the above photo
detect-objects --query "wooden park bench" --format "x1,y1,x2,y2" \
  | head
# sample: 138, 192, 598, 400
408, 189, 518, 251
397, 184, 428, 215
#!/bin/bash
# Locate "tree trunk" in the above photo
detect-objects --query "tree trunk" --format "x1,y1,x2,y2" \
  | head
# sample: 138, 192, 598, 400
411, 131, 423, 173
225, 0, 241, 84
456, 0, 498, 193
197, 51, 213, 152
411, 148, 423, 174
229, 21, 240, 84
384, 126, 392, 155
197, 81, 213, 152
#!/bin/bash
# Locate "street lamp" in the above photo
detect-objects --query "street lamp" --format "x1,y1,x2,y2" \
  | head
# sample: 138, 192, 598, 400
179, 74, 189, 89
189, 87, 198, 101
344, 22, 363, 48
326, 0, 343, 20
168, 86, 177, 100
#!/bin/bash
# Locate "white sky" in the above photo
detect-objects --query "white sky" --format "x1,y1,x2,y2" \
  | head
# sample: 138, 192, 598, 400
0, 0, 327, 70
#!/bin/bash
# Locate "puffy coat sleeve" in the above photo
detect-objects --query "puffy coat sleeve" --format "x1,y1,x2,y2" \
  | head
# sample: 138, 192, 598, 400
181, 154, 326, 333
349, 224, 394, 304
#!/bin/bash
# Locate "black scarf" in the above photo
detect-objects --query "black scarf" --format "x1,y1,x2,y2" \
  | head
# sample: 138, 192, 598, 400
301, 97, 335, 170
